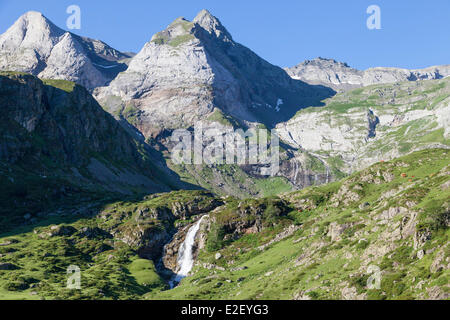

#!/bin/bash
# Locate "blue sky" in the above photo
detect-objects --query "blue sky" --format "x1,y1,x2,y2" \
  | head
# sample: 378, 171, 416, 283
0, 0, 448, 70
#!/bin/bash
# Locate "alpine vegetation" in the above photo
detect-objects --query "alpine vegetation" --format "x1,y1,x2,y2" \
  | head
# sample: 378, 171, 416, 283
0, 6, 448, 304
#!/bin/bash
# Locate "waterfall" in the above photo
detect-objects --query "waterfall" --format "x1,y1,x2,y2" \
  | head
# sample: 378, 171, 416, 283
293, 160, 299, 182
170, 215, 208, 287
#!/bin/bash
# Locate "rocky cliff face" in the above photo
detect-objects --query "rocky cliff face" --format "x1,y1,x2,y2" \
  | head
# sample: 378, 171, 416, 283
276, 77, 450, 174
92, 10, 338, 198
96, 10, 334, 135
166, 76, 449, 196
110, 191, 222, 261
0, 72, 173, 196
0, 11, 132, 91
286, 57, 450, 92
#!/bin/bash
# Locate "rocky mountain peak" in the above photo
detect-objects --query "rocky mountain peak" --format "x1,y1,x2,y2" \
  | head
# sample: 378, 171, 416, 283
97, 10, 334, 135
38, 32, 108, 90
0, 11, 130, 91
150, 10, 232, 46
14, 11, 61, 34
0, 11, 63, 59
302, 57, 351, 69
285, 57, 362, 92
193, 9, 232, 42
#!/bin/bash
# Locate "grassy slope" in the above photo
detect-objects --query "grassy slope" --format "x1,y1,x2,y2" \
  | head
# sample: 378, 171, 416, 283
149, 148, 450, 300
168, 161, 293, 199
0, 190, 220, 300
0, 149, 447, 300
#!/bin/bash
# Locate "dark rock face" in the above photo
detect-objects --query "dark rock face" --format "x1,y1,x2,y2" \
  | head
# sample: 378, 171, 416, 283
136, 229, 171, 261
0, 74, 133, 166
367, 109, 380, 139
0, 72, 171, 194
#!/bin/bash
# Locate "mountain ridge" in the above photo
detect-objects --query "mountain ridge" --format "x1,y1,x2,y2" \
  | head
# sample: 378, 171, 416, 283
0, 148, 447, 299
286, 57, 450, 92
95, 9, 334, 134
0, 11, 132, 91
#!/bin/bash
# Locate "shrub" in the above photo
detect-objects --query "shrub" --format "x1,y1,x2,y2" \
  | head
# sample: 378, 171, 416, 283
206, 225, 225, 252
3, 281, 29, 291
430, 208, 449, 231
306, 291, 320, 299
356, 240, 370, 250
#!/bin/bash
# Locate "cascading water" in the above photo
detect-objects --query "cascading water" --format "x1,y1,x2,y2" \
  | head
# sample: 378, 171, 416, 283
170, 215, 208, 287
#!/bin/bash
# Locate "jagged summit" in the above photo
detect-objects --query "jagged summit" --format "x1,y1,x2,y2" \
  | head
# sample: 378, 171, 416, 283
302, 57, 351, 68
13, 11, 60, 31
0, 11, 130, 90
150, 9, 232, 46
194, 9, 213, 20
286, 57, 450, 91
5, 11, 66, 46
193, 9, 232, 41
96, 9, 334, 135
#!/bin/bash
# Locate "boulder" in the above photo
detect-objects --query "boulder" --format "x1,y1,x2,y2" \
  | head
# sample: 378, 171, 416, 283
328, 222, 352, 241
49, 225, 77, 237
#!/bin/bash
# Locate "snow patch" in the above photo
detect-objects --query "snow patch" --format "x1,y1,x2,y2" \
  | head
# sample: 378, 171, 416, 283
276, 98, 284, 112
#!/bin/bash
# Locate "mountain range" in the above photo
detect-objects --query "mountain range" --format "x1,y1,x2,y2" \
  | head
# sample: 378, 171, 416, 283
0, 9, 448, 301
286, 57, 450, 92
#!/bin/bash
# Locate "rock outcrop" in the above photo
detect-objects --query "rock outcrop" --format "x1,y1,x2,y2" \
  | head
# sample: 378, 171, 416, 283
0, 72, 172, 194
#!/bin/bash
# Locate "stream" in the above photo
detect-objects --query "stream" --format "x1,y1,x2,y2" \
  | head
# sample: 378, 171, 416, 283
169, 215, 208, 288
